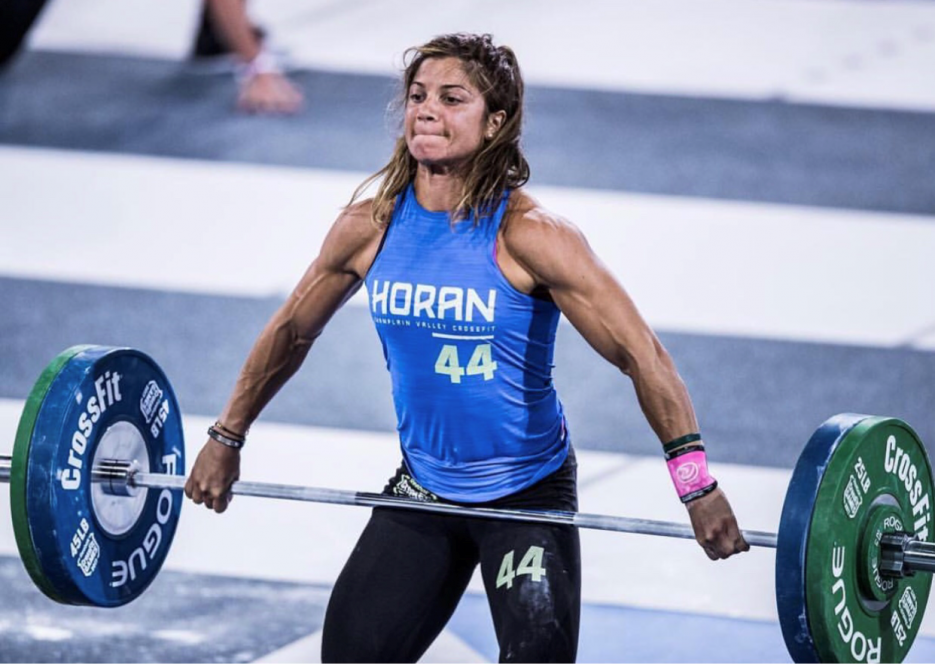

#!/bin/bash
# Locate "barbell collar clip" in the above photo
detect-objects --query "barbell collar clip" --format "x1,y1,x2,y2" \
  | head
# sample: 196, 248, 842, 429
94, 459, 138, 497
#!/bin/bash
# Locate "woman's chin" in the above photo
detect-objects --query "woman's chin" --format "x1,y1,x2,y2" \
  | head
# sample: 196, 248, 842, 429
413, 153, 453, 169
409, 142, 445, 161
410, 150, 477, 172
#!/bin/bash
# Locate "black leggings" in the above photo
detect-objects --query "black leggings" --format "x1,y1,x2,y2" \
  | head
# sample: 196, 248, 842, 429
322, 452, 581, 663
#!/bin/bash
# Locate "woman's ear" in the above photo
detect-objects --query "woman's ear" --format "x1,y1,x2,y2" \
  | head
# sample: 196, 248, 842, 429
486, 110, 507, 139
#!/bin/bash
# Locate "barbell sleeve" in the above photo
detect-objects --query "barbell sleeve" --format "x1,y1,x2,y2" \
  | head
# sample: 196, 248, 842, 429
904, 539, 935, 574
0, 455, 134, 486
880, 533, 935, 576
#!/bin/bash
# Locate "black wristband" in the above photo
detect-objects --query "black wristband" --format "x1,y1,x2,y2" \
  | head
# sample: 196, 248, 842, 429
208, 425, 245, 449
663, 433, 702, 455
214, 421, 247, 439
664, 443, 705, 462
680, 480, 718, 504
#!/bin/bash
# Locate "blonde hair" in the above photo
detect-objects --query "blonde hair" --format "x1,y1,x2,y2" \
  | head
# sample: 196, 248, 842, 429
350, 33, 530, 226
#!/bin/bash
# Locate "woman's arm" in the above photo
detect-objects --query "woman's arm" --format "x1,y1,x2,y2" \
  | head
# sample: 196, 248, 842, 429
185, 201, 384, 512
499, 198, 748, 559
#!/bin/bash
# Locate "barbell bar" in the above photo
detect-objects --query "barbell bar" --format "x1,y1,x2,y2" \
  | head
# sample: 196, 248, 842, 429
0, 454, 779, 545
5, 344, 935, 663
4, 454, 934, 574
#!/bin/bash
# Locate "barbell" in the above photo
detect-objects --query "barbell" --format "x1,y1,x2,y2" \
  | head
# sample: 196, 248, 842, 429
2, 345, 933, 663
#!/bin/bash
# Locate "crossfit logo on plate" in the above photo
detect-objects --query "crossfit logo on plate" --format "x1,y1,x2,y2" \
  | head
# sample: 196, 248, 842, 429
842, 458, 870, 519
77, 533, 100, 577
830, 544, 881, 663
60, 371, 123, 491
884, 435, 932, 540
843, 476, 863, 519
139, 381, 163, 424
71, 517, 100, 577
899, 586, 918, 629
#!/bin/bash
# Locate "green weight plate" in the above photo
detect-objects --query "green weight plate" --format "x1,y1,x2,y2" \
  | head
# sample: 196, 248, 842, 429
11, 345, 95, 603
806, 417, 933, 663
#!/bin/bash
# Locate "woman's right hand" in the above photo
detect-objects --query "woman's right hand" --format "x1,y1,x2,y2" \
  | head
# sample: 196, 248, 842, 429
184, 439, 241, 514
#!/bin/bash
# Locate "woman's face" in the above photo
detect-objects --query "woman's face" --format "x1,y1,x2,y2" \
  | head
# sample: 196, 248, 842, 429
404, 57, 502, 171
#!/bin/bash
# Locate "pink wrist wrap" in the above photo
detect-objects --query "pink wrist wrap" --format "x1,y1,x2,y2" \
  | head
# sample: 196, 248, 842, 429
667, 449, 717, 503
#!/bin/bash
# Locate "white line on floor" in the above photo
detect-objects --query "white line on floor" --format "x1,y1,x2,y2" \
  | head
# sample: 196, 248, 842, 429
1, 146, 932, 349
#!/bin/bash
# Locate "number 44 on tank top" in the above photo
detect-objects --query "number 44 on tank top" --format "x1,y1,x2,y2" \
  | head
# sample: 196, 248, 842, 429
434, 343, 498, 384
496, 546, 546, 590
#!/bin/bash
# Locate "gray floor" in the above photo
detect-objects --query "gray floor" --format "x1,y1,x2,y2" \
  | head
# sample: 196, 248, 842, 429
0, 555, 329, 663
2, 276, 932, 468
1, 50, 934, 214
5, 548, 935, 664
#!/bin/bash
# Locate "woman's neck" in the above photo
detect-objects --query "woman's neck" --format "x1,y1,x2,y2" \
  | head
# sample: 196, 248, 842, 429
413, 165, 465, 212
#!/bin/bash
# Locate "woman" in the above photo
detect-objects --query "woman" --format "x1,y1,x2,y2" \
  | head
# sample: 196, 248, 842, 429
185, 32, 748, 663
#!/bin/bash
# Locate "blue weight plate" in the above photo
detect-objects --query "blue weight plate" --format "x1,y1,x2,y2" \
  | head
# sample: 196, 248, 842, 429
11, 345, 94, 603
25, 346, 185, 607
776, 413, 870, 663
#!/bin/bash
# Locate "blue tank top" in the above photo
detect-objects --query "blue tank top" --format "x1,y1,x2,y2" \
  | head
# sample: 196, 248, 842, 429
365, 184, 568, 502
